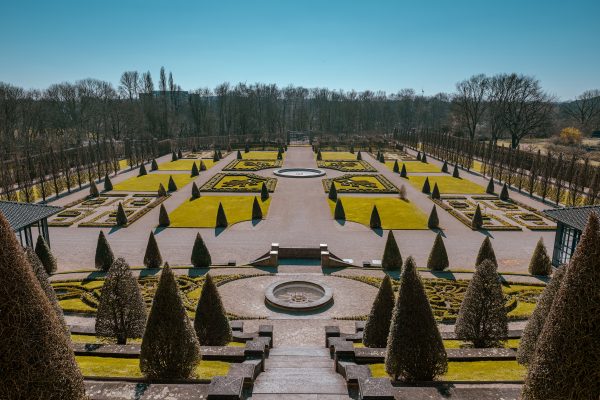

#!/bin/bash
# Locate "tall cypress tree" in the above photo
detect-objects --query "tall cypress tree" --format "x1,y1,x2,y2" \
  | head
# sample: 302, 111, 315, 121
143, 232, 163, 269
385, 257, 447, 381
140, 264, 201, 379
362, 275, 395, 348
455, 260, 508, 347
96, 258, 147, 345
252, 196, 263, 220
328, 181, 338, 201
381, 231, 402, 271
35, 235, 57, 275
427, 233, 449, 271
95, 230, 115, 271
194, 274, 232, 346
191, 233, 212, 268
216, 203, 228, 228
0, 212, 86, 399
370, 205, 382, 229
334, 199, 346, 220
517, 266, 566, 365
475, 236, 498, 269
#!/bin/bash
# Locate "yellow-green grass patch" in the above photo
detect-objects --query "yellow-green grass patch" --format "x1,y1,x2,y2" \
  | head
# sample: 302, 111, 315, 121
319, 151, 357, 160
169, 195, 271, 227
118, 159, 130, 170
328, 197, 428, 229
368, 360, 525, 381
385, 161, 441, 173
76, 356, 230, 379
70, 334, 244, 346
113, 173, 193, 192
241, 151, 282, 160
158, 159, 215, 171
224, 159, 282, 171
407, 176, 486, 194
355, 338, 520, 349
317, 160, 376, 172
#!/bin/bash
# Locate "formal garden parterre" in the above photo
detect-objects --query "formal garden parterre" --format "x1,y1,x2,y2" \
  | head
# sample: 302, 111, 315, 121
317, 160, 377, 172
323, 174, 398, 194
223, 159, 283, 171
201, 173, 277, 192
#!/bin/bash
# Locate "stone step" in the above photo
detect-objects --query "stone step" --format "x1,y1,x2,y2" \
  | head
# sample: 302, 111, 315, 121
248, 395, 352, 399
269, 347, 330, 357
266, 357, 333, 369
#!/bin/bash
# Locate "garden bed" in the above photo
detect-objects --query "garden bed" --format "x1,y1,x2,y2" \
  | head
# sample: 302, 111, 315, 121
169, 195, 271, 227
384, 160, 440, 173
317, 160, 376, 172
113, 173, 193, 192
322, 174, 398, 194
407, 176, 486, 194
200, 173, 277, 193
327, 197, 428, 229
223, 159, 282, 171
158, 159, 214, 171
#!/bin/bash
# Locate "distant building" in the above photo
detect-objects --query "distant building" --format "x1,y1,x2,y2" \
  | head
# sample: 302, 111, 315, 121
544, 205, 600, 266
0, 200, 62, 247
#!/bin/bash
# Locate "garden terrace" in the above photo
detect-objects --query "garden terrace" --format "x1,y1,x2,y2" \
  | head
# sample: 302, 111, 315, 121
318, 151, 357, 160
223, 159, 283, 171
200, 173, 277, 193
158, 159, 215, 171
168, 195, 271, 228
113, 173, 193, 192
327, 197, 429, 230
240, 151, 282, 160
384, 160, 440, 173
323, 174, 398, 194
407, 175, 486, 194
317, 160, 377, 172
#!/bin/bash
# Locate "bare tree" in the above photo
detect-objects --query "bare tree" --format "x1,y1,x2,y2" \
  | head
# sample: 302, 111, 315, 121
562, 89, 600, 134
453, 74, 488, 140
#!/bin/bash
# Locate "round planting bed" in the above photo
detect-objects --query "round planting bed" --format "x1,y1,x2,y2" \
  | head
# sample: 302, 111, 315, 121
265, 280, 333, 311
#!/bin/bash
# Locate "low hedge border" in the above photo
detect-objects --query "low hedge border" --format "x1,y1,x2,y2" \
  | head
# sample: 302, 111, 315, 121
322, 174, 398, 194
222, 159, 283, 171
433, 198, 522, 231
78, 195, 168, 228
317, 160, 377, 172
200, 173, 277, 193
49, 209, 95, 227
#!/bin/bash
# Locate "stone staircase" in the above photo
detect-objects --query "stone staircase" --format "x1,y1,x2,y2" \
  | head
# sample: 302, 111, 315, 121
248, 347, 353, 399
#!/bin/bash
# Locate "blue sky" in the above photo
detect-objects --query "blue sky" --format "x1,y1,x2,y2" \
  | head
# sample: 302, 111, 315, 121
1, 0, 599, 99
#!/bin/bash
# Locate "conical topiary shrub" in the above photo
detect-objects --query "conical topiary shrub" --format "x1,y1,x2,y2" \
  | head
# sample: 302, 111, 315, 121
528, 238, 552, 276
158, 183, 167, 197
385, 257, 447, 381
191, 182, 200, 199
428, 205, 439, 229
151, 159, 159, 171
452, 164, 460, 178
455, 259, 508, 348
316, 150, 322, 161
382, 231, 402, 271
237, 150, 242, 159
357, 151, 362, 160
139, 163, 148, 176
90, 180, 99, 197
427, 233, 449, 271
194, 274, 232, 346
178, 149, 183, 159
277, 149, 283, 160
350, 145, 354, 154
400, 163, 407, 178
200, 160, 207, 171
421, 153, 428, 163
486, 177, 495, 194
334, 198, 346, 220
25, 248, 68, 335
522, 212, 600, 399
216, 203, 228, 228
96, 258, 147, 345
441, 160, 448, 173
252, 196, 263, 220
517, 266, 566, 366
191, 162, 199, 177
498, 183, 511, 202
431, 182, 440, 199
116, 202, 128, 226
35, 235, 57, 275
217, 150, 222, 159
244, 144, 250, 153
168, 175, 177, 192
471, 204, 484, 230
158, 204, 170, 227
475, 236, 497, 269
260, 182, 269, 201
370, 205, 382, 229
416, 151, 422, 161
95, 230, 115, 271
140, 264, 201, 379
191, 233, 211, 268
393, 160, 399, 173
422, 177, 431, 194
0, 212, 86, 399
213, 151, 219, 162
104, 174, 113, 191
328, 181, 338, 201
379, 153, 385, 163
362, 275, 395, 348
172, 151, 178, 161
143, 232, 163, 269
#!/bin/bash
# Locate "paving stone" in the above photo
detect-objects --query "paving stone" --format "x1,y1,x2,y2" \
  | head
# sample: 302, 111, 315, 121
84, 380, 210, 400
359, 378, 394, 399
207, 376, 244, 399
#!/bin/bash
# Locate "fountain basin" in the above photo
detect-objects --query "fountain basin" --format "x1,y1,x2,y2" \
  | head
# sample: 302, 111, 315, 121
265, 280, 333, 311
273, 168, 326, 178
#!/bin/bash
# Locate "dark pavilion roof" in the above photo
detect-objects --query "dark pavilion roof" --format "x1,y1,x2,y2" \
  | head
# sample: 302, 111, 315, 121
544, 205, 600, 232
0, 200, 62, 231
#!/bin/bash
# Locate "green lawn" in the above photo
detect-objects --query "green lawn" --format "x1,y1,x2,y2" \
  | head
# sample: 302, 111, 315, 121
158, 159, 215, 171
71, 334, 245, 347
369, 360, 526, 381
169, 195, 271, 227
241, 151, 282, 160
355, 339, 521, 349
407, 176, 486, 194
76, 356, 230, 379
320, 151, 357, 160
328, 197, 428, 229
113, 173, 193, 192
385, 161, 441, 173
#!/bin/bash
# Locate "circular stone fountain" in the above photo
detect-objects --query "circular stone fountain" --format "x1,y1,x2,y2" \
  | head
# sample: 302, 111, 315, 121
265, 280, 333, 311
273, 168, 326, 178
